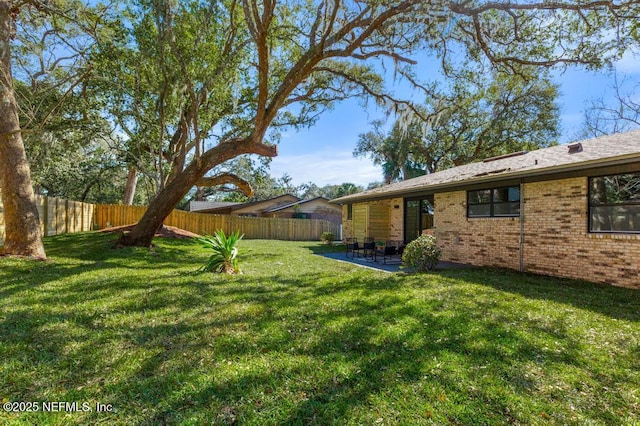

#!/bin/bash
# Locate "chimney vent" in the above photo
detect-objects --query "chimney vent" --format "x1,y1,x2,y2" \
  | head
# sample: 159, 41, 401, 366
568, 142, 583, 154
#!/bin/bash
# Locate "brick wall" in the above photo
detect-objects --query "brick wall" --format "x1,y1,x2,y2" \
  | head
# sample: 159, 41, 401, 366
388, 197, 404, 241
524, 177, 640, 288
432, 178, 640, 289
434, 191, 521, 271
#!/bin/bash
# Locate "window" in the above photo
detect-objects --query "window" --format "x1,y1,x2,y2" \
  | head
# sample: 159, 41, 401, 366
467, 186, 520, 218
347, 204, 353, 220
589, 173, 640, 233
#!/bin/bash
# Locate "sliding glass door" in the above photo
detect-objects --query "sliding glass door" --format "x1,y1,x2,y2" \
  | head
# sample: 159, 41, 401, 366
404, 196, 434, 243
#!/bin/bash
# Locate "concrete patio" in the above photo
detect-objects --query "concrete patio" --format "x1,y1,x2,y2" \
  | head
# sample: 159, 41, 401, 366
317, 251, 472, 273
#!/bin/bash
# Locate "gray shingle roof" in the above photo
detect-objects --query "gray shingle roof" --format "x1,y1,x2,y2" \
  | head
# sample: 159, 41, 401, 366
263, 197, 331, 213
332, 130, 640, 204
192, 194, 300, 214
190, 201, 239, 212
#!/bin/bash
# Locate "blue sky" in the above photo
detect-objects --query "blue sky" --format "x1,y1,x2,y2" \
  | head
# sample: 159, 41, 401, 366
269, 51, 640, 188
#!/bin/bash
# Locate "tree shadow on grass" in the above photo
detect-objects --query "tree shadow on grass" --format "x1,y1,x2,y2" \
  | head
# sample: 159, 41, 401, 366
436, 267, 640, 321
115, 273, 633, 424
3, 273, 638, 424
0, 232, 208, 299
301, 243, 346, 255
2, 236, 639, 424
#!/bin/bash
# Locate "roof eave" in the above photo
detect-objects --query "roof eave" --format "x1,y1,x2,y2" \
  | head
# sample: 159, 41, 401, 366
331, 153, 640, 204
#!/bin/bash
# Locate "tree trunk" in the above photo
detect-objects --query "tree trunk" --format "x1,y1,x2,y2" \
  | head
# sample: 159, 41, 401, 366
123, 167, 138, 205
115, 162, 201, 247
0, 1, 46, 259
115, 138, 277, 247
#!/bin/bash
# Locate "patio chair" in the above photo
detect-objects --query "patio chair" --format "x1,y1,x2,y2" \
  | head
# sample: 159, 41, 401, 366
397, 241, 406, 256
345, 237, 359, 258
375, 240, 404, 264
362, 237, 376, 259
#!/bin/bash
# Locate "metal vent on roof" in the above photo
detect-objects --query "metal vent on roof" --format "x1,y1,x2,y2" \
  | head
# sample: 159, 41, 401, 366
483, 150, 528, 163
568, 142, 583, 154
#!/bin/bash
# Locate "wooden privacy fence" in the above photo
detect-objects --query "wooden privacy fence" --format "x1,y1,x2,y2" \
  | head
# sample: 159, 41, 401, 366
94, 204, 340, 241
0, 195, 340, 243
0, 195, 95, 244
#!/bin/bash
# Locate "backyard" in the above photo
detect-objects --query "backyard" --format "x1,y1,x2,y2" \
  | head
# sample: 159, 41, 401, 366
0, 232, 638, 425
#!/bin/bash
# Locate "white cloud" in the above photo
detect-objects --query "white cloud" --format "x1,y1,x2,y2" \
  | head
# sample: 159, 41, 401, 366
269, 150, 382, 187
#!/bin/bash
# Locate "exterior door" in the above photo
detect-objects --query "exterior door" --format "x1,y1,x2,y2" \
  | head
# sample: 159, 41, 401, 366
404, 196, 434, 243
352, 204, 368, 241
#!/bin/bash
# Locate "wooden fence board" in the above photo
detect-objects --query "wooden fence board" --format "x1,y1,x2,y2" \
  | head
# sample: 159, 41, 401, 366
0, 194, 340, 245
93, 204, 340, 241
0, 194, 96, 245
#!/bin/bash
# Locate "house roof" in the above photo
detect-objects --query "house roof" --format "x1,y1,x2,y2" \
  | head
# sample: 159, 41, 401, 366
263, 197, 334, 213
230, 194, 300, 212
331, 130, 640, 204
193, 194, 300, 214
190, 201, 240, 212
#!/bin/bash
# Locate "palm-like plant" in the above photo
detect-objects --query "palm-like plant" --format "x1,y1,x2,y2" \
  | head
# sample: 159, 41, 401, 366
196, 229, 244, 274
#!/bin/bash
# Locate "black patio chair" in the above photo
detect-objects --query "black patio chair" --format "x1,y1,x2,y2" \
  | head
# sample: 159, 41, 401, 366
397, 241, 406, 256
362, 237, 376, 259
345, 237, 359, 258
375, 240, 404, 264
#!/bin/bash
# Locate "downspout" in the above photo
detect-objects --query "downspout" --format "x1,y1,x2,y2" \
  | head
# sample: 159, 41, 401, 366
519, 179, 525, 273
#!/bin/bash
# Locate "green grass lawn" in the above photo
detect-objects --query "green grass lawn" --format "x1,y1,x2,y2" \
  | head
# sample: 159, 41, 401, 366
1, 232, 639, 425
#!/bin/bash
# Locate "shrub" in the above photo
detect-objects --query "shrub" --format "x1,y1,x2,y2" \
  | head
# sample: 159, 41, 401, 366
320, 232, 335, 245
401, 234, 441, 272
196, 229, 244, 274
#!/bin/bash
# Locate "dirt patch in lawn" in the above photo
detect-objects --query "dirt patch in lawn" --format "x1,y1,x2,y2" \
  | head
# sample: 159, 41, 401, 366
100, 224, 200, 239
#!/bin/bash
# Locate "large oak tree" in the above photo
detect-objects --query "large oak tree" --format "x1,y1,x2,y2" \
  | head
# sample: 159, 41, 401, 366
102, 0, 639, 248
0, 0, 45, 258
1, 0, 119, 257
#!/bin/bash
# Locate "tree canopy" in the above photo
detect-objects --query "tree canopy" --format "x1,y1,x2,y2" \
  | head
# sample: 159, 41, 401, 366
3, 0, 640, 253
355, 69, 561, 183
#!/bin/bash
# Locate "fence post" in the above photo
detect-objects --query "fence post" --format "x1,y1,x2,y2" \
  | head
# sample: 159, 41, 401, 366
65, 199, 70, 234
42, 196, 49, 237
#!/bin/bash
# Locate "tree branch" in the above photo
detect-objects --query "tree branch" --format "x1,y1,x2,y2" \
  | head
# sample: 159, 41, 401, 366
450, 1, 623, 15
312, 65, 432, 122
196, 172, 254, 196
449, 0, 638, 69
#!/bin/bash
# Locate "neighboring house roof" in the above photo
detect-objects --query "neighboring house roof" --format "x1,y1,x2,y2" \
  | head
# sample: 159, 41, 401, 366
190, 201, 240, 212
193, 194, 300, 214
332, 130, 640, 204
263, 197, 336, 213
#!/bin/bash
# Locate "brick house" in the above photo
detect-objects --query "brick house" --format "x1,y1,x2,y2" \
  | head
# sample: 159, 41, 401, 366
331, 130, 640, 289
